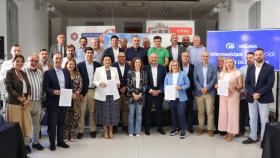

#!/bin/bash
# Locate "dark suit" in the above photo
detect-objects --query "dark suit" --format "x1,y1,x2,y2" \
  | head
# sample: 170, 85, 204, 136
77, 61, 101, 96
181, 63, 195, 129
104, 47, 124, 64
43, 68, 72, 144
166, 45, 185, 63
112, 62, 130, 90
245, 62, 274, 103
49, 44, 66, 61
145, 64, 166, 130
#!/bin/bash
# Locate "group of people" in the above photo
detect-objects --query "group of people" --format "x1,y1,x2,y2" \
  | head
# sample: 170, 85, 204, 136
0, 33, 274, 155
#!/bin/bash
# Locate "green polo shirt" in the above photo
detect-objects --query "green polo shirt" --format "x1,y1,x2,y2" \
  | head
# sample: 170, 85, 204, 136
148, 47, 169, 65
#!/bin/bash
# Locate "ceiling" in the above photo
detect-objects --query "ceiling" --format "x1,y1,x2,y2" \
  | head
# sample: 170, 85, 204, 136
48, 0, 224, 19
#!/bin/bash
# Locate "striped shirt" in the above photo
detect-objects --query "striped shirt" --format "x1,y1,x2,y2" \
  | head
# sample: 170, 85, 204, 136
23, 67, 43, 101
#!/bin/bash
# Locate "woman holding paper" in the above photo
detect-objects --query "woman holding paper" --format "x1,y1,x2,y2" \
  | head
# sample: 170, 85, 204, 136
217, 57, 243, 142
5, 54, 32, 152
164, 60, 190, 139
93, 54, 120, 139
127, 57, 147, 137
63, 59, 82, 141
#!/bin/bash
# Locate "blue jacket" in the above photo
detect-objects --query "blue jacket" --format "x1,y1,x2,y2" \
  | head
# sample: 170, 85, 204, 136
164, 71, 190, 102
193, 63, 217, 96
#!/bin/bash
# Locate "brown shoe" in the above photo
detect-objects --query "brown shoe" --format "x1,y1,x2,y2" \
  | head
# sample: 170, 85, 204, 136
224, 133, 230, 140
104, 131, 109, 139
208, 130, 214, 137
197, 129, 204, 135
226, 134, 233, 142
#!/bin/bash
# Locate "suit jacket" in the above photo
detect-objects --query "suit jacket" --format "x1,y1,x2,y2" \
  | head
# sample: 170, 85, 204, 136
77, 61, 101, 96
166, 45, 185, 63
93, 66, 120, 101
112, 62, 130, 89
5, 68, 31, 105
49, 44, 66, 60
38, 63, 53, 72
164, 71, 190, 102
43, 68, 72, 108
145, 64, 166, 93
193, 63, 217, 96
245, 62, 274, 103
180, 63, 195, 97
103, 47, 124, 64
127, 70, 147, 104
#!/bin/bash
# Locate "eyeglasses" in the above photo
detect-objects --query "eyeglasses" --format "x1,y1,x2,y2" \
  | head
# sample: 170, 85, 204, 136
172, 65, 178, 67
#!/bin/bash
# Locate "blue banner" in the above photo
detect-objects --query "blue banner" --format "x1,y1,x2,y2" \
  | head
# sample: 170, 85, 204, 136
207, 29, 280, 71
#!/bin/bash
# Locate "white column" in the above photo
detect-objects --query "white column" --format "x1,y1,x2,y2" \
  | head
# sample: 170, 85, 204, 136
260, 0, 280, 28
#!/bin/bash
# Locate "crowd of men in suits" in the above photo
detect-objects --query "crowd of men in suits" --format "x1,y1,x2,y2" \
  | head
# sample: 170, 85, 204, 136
0, 32, 274, 154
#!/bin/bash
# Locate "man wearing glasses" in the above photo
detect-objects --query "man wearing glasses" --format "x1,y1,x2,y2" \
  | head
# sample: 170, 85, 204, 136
23, 54, 44, 151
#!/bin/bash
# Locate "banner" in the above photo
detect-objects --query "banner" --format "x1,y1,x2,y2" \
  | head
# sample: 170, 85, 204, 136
66, 26, 116, 49
207, 29, 280, 71
146, 20, 195, 41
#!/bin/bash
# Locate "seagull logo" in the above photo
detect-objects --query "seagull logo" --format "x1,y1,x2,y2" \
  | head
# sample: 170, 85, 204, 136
226, 43, 235, 49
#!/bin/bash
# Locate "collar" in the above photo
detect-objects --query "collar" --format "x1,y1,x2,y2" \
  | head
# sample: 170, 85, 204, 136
255, 62, 264, 68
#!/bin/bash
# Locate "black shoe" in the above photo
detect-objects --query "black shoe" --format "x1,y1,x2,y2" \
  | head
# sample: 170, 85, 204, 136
157, 128, 166, 135
32, 143, 44, 150
113, 126, 118, 133
77, 133, 83, 139
49, 144, 56, 151
57, 142, 69, 148
122, 126, 128, 133
180, 131, 186, 139
170, 129, 178, 136
260, 141, 264, 149
219, 131, 227, 136
90, 131, 96, 138
145, 129, 150, 135
214, 130, 219, 135
242, 138, 258, 144
187, 128, 194, 134
25, 146, 31, 154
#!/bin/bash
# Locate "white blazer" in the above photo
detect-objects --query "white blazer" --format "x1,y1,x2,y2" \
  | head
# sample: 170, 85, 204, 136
93, 66, 120, 101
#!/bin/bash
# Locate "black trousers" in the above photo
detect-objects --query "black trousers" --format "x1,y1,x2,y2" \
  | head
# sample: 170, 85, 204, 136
214, 95, 220, 130
186, 93, 194, 129
47, 106, 67, 144
239, 99, 249, 132
145, 93, 164, 130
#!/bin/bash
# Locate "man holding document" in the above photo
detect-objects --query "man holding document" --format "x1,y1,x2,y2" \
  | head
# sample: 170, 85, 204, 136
43, 53, 72, 151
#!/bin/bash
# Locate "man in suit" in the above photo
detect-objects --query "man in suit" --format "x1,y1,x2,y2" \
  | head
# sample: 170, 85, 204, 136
125, 35, 148, 65
180, 51, 195, 133
112, 52, 130, 133
104, 35, 123, 64
242, 48, 275, 145
166, 34, 185, 63
145, 53, 167, 135
49, 33, 65, 61
38, 49, 53, 72
77, 47, 101, 139
43, 53, 72, 151
193, 51, 217, 137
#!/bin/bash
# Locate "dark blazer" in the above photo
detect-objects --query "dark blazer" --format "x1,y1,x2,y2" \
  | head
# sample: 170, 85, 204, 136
166, 45, 185, 63
145, 64, 166, 93
245, 62, 275, 103
43, 68, 72, 108
49, 44, 66, 60
5, 68, 31, 105
112, 62, 130, 89
180, 63, 195, 96
77, 61, 101, 96
104, 47, 124, 64
127, 70, 147, 104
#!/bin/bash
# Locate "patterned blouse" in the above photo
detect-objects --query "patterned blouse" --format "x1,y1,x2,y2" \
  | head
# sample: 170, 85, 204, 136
126, 70, 147, 105
70, 72, 83, 102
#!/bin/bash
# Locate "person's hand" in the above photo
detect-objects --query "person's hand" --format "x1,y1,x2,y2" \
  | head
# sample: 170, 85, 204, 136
253, 93, 261, 100
53, 90, 60, 96
116, 82, 120, 88
200, 88, 208, 94
100, 82, 107, 88
80, 95, 84, 102
119, 86, 126, 95
176, 86, 182, 90
215, 84, 218, 89
241, 91, 248, 96
133, 93, 140, 101
22, 98, 29, 109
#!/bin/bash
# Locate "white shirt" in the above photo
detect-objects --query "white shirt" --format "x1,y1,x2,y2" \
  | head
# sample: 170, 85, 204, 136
86, 61, 94, 88
62, 57, 68, 68
54, 68, 65, 88
0, 59, 13, 82
172, 72, 179, 98
255, 63, 263, 85
135, 71, 140, 89
182, 63, 190, 74
119, 64, 125, 77
113, 47, 119, 63
41, 63, 49, 72
22, 79, 27, 94
151, 65, 158, 87
202, 64, 208, 88
171, 46, 179, 61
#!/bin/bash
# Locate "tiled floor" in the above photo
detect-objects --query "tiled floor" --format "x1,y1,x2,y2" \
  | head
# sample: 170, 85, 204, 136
29, 127, 262, 158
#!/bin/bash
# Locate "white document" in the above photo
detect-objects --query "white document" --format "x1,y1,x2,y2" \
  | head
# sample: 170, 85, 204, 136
165, 85, 176, 100
105, 80, 119, 96
217, 79, 229, 96
59, 89, 73, 107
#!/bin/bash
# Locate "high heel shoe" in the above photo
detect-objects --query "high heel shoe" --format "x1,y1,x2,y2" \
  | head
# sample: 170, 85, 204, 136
223, 133, 229, 140
109, 130, 113, 139
226, 134, 233, 142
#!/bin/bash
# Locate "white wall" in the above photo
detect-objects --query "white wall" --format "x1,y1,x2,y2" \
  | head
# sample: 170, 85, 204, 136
0, 0, 7, 60
261, 0, 280, 28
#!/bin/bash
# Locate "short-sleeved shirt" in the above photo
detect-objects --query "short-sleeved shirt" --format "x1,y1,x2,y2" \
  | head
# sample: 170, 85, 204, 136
148, 47, 169, 65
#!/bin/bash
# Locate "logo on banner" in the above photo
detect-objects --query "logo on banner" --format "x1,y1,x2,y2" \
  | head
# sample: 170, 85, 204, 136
71, 32, 78, 41
225, 43, 235, 49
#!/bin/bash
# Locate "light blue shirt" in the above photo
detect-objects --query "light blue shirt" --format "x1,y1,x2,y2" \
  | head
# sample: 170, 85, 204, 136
202, 64, 208, 88
188, 46, 206, 66
55, 68, 65, 88
75, 47, 85, 63
182, 63, 190, 74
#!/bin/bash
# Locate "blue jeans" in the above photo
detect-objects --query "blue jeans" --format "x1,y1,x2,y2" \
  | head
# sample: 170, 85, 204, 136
248, 101, 270, 141
128, 103, 142, 135
168, 99, 186, 131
